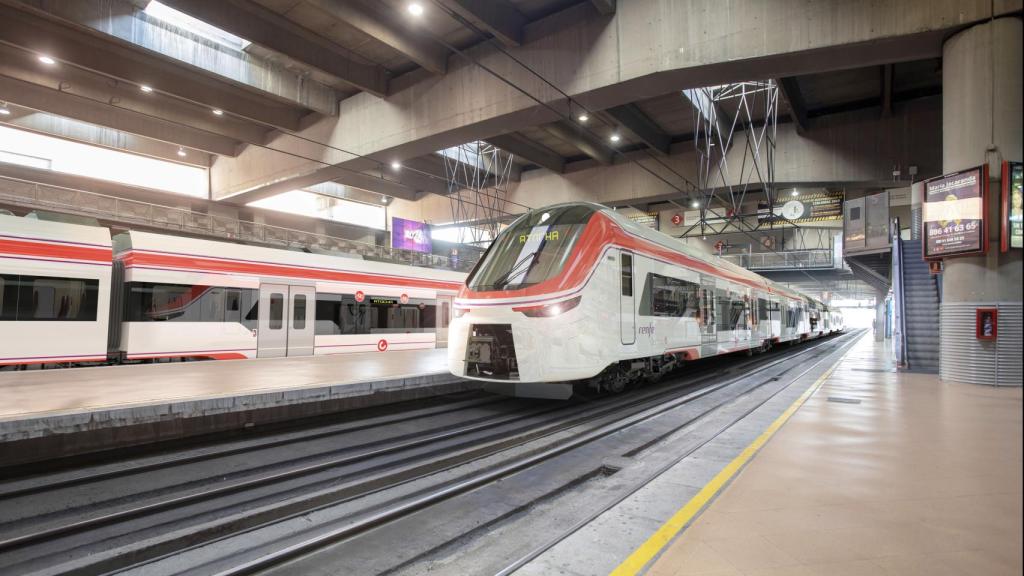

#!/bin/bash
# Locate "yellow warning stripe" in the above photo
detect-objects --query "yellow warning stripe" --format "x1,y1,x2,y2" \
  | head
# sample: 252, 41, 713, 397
608, 353, 845, 576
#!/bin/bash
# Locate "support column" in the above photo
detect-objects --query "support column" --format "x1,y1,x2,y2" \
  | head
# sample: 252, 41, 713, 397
940, 17, 1023, 386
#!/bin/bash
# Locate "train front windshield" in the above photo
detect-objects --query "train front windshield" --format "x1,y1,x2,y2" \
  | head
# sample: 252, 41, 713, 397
468, 205, 595, 292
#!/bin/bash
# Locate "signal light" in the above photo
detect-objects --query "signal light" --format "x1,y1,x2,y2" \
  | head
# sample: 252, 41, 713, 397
514, 296, 582, 318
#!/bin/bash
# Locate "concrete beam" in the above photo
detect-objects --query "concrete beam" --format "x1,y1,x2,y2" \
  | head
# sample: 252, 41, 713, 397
590, 0, 616, 15
541, 121, 613, 165
209, 0, 988, 202
159, 0, 391, 93
777, 77, 808, 133
0, 1, 310, 130
305, 0, 447, 75
605, 104, 670, 155
486, 133, 565, 173
436, 0, 526, 47
0, 104, 213, 166
0, 75, 241, 156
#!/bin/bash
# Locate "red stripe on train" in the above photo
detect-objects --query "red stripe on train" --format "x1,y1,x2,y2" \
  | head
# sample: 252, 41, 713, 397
120, 251, 462, 291
459, 213, 779, 301
0, 238, 112, 263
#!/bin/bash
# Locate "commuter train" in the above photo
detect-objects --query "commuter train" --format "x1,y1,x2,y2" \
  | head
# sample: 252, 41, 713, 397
448, 202, 843, 398
0, 213, 464, 368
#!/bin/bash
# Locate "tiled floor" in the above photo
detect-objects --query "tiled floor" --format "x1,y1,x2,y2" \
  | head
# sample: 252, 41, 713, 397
648, 335, 1023, 576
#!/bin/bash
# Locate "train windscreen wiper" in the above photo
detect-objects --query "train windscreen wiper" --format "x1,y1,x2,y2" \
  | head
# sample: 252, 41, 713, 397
491, 249, 540, 290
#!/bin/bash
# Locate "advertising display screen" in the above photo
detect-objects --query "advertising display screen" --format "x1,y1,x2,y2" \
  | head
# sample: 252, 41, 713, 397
391, 217, 432, 253
922, 166, 987, 259
1003, 161, 1022, 250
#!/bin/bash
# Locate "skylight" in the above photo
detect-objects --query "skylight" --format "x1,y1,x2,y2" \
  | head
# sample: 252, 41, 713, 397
144, 1, 251, 51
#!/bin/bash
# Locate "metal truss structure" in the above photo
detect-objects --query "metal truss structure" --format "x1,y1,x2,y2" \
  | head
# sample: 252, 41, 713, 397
681, 80, 780, 238
441, 141, 515, 246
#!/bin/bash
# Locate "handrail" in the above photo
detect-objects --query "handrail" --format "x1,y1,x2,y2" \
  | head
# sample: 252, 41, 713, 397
0, 174, 480, 272
891, 216, 907, 368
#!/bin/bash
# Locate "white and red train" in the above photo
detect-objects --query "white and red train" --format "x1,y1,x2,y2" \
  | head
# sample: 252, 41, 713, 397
0, 213, 464, 368
448, 202, 843, 398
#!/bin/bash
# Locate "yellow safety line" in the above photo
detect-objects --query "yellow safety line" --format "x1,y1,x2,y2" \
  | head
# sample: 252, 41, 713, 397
609, 353, 846, 576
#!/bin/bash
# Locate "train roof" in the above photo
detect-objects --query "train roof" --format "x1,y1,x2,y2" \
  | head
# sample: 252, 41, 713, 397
510, 202, 824, 305
0, 212, 112, 247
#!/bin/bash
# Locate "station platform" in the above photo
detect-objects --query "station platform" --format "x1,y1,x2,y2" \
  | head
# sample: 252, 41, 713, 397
640, 335, 1023, 575
0, 349, 473, 467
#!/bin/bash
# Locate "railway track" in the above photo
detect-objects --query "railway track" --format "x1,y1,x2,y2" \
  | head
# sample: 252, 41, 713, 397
0, 330, 861, 576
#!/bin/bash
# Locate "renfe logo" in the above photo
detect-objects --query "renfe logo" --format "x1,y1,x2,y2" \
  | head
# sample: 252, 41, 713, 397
638, 323, 656, 336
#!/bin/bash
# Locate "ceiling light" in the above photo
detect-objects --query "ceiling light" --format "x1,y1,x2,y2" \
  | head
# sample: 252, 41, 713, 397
577, 114, 589, 123
0, 107, 10, 116
791, 189, 799, 197
177, 147, 187, 157
609, 133, 621, 143
407, 3, 424, 16
212, 109, 223, 116
691, 200, 700, 208
38, 55, 56, 65
140, 85, 154, 93
390, 161, 401, 170
381, 195, 390, 204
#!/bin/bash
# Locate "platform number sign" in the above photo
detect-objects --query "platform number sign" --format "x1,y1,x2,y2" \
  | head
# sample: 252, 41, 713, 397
377, 339, 389, 352
400, 293, 409, 304
355, 291, 365, 302
671, 213, 682, 226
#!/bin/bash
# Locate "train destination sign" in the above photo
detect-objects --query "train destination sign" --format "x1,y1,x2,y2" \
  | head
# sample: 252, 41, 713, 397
923, 166, 987, 259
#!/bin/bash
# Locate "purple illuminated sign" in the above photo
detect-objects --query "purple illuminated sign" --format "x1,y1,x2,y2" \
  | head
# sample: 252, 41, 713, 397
391, 217, 432, 253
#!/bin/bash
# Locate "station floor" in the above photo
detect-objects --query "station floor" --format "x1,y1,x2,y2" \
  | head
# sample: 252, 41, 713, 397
0, 348, 449, 419
645, 335, 1023, 576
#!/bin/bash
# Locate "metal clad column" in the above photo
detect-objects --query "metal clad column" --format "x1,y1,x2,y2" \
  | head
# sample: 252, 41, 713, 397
940, 17, 1023, 386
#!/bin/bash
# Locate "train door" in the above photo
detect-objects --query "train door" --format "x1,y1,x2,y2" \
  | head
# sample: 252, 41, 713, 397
619, 251, 635, 345
257, 284, 314, 358
436, 296, 452, 348
257, 283, 288, 358
287, 286, 314, 356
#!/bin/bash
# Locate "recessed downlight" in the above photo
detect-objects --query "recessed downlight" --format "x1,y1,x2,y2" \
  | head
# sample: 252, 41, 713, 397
38, 55, 56, 65
390, 161, 401, 170
177, 147, 187, 157
609, 133, 621, 143
578, 114, 589, 123
212, 109, 224, 116
407, 3, 424, 16
140, 85, 154, 93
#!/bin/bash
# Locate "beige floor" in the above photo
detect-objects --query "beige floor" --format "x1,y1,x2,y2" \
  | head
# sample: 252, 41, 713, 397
648, 335, 1023, 576
0, 348, 448, 418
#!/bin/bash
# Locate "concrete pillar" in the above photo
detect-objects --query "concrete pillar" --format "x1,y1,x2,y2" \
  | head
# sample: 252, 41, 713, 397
939, 17, 1023, 386
874, 298, 887, 342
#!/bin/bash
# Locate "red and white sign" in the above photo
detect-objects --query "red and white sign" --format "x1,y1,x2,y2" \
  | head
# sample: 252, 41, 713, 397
714, 240, 725, 253
400, 293, 409, 304
355, 290, 365, 302
671, 213, 682, 226
377, 339, 389, 352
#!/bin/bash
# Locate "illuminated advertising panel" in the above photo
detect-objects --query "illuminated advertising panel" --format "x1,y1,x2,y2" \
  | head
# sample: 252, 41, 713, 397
922, 165, 987, 259
391, 217, 432, 253
1002, 161, 1022, 251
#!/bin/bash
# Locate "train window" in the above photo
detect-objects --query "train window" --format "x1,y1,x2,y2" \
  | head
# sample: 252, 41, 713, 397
758, 298, 770, 321
269, 293, 284, 329
621, 253, 633, 297
715, 290, 731, 331
0, 274, 98, 321
467, 204, 595, 291
293, 294, 307, 330
315, 293, 438, 335
242, 290, 258, 329
225, 289, 242, 324
730, 300, 747, 330
640, 273, 699, 317
441, 302, 450, 329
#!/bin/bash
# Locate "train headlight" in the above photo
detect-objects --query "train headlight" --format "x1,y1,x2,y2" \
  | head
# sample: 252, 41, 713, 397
514, 296, 582, 318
